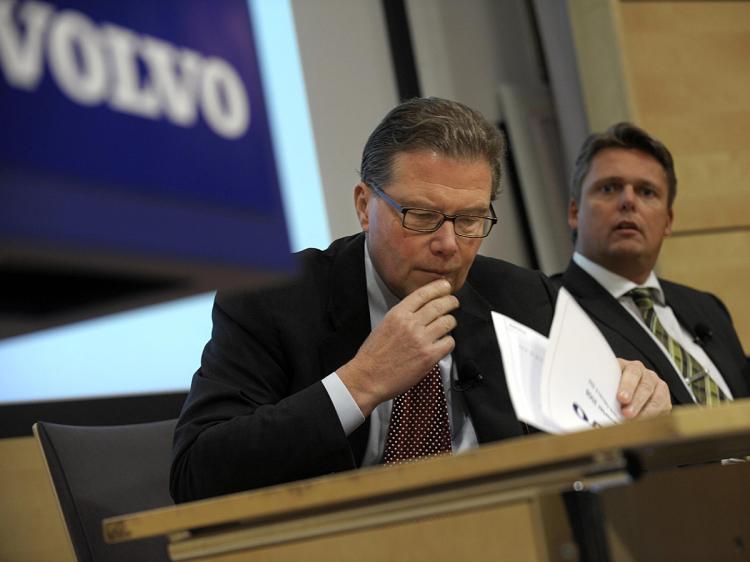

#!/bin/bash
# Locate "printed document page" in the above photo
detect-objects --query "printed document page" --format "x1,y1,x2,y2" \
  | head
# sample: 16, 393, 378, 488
491, 312, 561, 433
491, 288, 623, 433
540, 288, 623, 431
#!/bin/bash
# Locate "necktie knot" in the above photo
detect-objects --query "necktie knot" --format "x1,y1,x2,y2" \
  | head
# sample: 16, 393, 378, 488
627, 287, 656, 313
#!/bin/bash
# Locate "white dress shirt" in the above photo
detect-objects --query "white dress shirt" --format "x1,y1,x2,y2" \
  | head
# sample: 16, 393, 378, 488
573, 252, 733, 401
322, 241, 478, 466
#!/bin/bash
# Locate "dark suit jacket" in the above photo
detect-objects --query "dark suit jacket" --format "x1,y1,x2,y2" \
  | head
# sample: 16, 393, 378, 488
171, 233, 556, 502
562, 260, 749, 405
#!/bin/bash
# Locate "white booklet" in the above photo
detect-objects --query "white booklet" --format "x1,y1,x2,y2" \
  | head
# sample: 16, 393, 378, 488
491, 288, 624, 434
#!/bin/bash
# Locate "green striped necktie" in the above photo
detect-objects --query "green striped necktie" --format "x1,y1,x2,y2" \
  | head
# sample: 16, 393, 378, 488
627, 288, 725, 406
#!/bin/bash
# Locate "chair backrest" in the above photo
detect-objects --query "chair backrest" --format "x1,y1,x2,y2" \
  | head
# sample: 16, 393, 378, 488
33, 419, 177, 562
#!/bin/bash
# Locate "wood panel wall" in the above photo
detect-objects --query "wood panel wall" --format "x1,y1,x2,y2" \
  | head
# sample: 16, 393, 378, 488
569, 0, 750, 350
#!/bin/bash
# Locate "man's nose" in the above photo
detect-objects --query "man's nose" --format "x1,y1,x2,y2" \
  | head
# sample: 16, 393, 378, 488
431, 219, 459, 255
619, 184, 637, 209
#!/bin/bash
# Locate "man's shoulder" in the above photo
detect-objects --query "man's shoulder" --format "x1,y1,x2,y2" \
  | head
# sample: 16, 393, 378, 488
659, 277, 730, 316
470, 254, 547, 282
559, 258, 594, 287
659, 277, 711, 299
467, 255, 556, 331
216, 234, 364, 311
294, 233, 364, 268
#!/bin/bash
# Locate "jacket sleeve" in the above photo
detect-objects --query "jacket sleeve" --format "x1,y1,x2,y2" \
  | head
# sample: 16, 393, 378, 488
170, 290, 357, 502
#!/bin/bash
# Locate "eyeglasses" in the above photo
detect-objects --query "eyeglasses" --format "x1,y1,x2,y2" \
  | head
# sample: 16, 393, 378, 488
368, 183, 497, 238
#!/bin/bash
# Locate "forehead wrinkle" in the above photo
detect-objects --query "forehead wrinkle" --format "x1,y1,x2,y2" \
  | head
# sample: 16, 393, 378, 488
398, 183, 490, 213
589, 149, 668, 186
389, 150, 487, 185
385, 151, 492, 213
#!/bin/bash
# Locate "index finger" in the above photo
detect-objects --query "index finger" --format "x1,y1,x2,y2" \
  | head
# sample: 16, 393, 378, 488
616, 358, 643, 406
401, 279, 453, 313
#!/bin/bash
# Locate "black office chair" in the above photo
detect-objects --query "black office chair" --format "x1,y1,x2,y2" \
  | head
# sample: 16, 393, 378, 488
33, 419, 177, 562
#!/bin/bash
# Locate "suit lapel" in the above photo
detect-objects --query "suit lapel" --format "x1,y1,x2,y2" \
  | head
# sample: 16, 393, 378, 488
563, 262, 694, 405
317, 234, 372, 465
453, 282, 525, 442
663, 283, 750, 399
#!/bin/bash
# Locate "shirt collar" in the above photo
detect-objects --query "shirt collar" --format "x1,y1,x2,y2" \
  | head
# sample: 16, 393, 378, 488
573, 252, 665, 305
364, 239, 400, 326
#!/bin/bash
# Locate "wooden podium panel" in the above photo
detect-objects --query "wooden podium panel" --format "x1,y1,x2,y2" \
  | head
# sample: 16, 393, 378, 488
171, 499, 561, 562
603, 460, 750, 562
105, 401, 750, 561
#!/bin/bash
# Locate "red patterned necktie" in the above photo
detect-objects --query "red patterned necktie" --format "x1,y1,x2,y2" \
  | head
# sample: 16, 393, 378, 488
382, 364, 452, 464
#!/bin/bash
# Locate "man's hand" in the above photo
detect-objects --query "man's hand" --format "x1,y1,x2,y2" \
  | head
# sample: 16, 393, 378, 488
338, 279, 459, 416
616, 358, 672, 419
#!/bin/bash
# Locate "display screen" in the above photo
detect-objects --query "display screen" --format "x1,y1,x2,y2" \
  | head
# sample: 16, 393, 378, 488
0, 0, 330, 409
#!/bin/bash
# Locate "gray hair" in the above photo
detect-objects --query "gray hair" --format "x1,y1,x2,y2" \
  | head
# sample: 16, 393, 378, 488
360, 97, 505, 200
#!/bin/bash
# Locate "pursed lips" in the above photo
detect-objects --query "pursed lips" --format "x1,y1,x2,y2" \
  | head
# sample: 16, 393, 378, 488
420, 268, 454, 277
417, 268, 459, 285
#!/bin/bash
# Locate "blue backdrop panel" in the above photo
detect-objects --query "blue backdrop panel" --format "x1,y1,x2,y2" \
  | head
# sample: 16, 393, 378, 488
0, 0, 292, 270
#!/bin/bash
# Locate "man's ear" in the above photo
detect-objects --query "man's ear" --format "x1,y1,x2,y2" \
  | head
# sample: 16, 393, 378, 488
568, 198, 579, 231
354, 182, 370, 232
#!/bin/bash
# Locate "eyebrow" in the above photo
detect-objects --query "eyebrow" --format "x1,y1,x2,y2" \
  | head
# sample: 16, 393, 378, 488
593, 176, 661, 189
593, 175, 625, 185
400, 199, 491, 215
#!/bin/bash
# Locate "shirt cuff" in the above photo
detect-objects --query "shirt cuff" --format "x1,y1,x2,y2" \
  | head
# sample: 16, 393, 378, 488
322, 373, 365, 436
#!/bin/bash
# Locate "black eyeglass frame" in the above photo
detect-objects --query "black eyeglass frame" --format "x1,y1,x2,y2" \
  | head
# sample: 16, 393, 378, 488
368, 182, 498, 238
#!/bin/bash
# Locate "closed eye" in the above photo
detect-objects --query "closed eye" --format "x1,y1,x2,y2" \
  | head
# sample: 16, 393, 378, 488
410, 210, 439, 220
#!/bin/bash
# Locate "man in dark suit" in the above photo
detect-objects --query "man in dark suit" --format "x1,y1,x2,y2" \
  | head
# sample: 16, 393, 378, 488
562, 122, 749, 407
171, 100, 670, 502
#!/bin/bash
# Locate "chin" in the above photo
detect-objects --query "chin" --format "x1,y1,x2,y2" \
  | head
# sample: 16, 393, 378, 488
606, 241, 645, 257
448, 275, 467, 293
404, 273, 455, 295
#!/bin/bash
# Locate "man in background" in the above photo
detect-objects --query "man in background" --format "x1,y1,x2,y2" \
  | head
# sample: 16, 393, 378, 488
171, 100, 670, 502
562, 122, 749, 407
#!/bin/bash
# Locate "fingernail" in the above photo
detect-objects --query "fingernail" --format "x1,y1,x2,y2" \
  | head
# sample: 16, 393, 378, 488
619, 391, 630, 401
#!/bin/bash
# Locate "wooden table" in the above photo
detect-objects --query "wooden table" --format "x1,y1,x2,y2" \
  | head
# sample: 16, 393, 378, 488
105, 400, 750, 561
